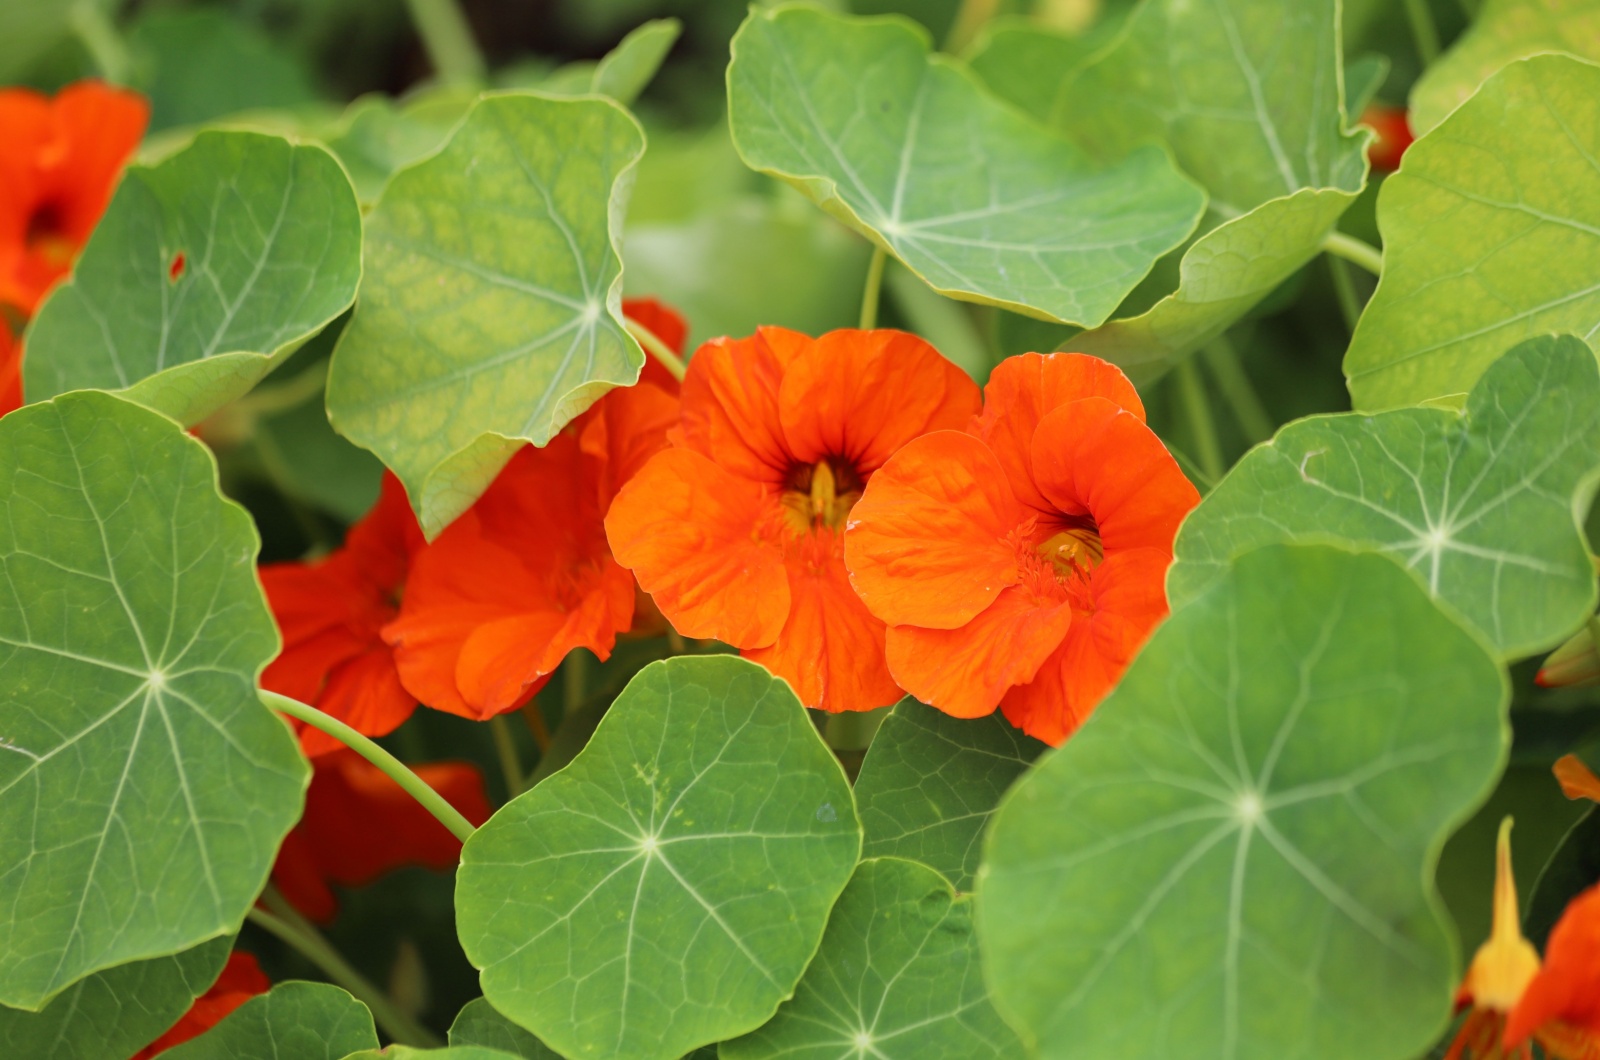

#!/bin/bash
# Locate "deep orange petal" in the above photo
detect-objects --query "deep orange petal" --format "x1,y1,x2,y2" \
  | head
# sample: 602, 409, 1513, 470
778, 328, 980, 475
971, 352, 1145, 511
1030, 397, 1199, 552
0, 327, 20, 417
1555, 754, 1600, 803
1506, 884, 1600, 1048
578, 380, 679, 506
130, 951, 268, 1057
605, 447, 790, 646
743, 544, 900, 713
676, 330, 793, 484
885, 584, 1074, 719
1000, 548, 1170, 745
845, 430, 1025, 629
46, 81, 149, 240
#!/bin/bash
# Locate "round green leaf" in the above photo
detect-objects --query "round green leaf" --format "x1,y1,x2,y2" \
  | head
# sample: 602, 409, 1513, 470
722, 857, 1019, 1060
449, 998, 561, 1058
1345, 55, 1600, 410
23, 131, 362, 428
1056, 0, 1370, 378
978, 545, 1508, 1059
347, 1049, 522, 1060
0, 392, 307, 1010
163, 981, 378, 1059
1175, 334, 1600, 658
456, 656, 861, 1060
0, 938, 229, 1059
591, 19, 682, 105
726, 5, 1205, 328
854, 699, 1044, 892
1410, 0, 1600, 135
325, 92, 647, 536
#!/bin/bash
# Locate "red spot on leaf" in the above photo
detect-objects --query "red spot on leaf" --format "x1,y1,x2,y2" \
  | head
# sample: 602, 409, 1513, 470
169, 252, 186, 282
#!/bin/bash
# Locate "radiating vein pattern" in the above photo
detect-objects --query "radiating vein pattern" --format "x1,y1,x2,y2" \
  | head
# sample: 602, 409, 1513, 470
0, 393, 306, 1011
456, 656, 861, 1060
854, 701, 1043, 893
727, 5, 1205, 328
1346, 55, 1600, 410
327, 93, 647, 534
722, 858, 1020, 1060
23, 131, 361, 426
1172, 334, 1600, 658
978, 546, 1506, 1060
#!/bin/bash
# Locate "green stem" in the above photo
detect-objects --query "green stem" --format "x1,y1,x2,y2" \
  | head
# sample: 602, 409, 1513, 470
1327, 255, 1363, 335
824, 708, 887, 752
1200, 337, 1273, 445
1402, 0, 1442, 65
666, 628, 688, 655
263, 691, 475, 843
249, 896, 443, 1047
70, 0, 131, 84
944, 0, 1000, 54
401, 0, 486, 83
859, 246, 888, 331
625, 316, 688, 382
1322, 231, 1383, 276
563, 651, 589, 721
489, 714, 524, 799
1174, 358, 1225, 484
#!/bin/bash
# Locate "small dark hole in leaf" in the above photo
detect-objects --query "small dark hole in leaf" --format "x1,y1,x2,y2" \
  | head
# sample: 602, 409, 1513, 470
168, 252, 186, 282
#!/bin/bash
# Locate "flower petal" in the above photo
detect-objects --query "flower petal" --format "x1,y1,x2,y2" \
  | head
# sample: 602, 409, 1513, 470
1505, 883, 1600, 1048
578, 380, 680, 506
885, 584, 1074, 719
845, 430, 1025, 629
1000, 547, 1171, 745
677, 329, 793, 483
743, 545, 900, 713
778, 328, 980, 475
1030, 397, 1199, 551
971, 352, 1145, 511
605, 447, 790, 647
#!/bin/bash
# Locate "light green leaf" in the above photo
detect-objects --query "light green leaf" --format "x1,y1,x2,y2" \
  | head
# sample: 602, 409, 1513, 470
964, 11, 1134, 124
1345, 55, 1600, 411
1411, 0, 1600, 135
978, 545, 1508, 1059
320, 92, 471, 208
1057, 0, 1370, 378
325, 92, 646, 536
449, 998, 561, 1058
345, 1049, 522, 1060
0, 0, 81, 81
1345, 53, 1391, 118
456, 656, 861, 1060
592, 19, 682, 105
854, 699, 1044, 892
0, 392, 307, 1010
164, 981, 378, 1059
1171, 334, 1600, 658
726, 5, 1205, 328
0, 938, 229, 1059
721, 857, 1020, 1060
23, 131, 362, 427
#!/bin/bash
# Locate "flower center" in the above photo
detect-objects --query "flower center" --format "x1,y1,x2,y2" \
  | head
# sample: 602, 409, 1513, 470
781, 458, 862, 534
25, 201, 75, 268
1037, 522, 1104, 575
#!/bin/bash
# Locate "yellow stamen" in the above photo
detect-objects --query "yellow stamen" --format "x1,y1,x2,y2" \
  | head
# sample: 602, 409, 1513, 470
1460, 818, 1541, 1013
1038, 527, 1104, 574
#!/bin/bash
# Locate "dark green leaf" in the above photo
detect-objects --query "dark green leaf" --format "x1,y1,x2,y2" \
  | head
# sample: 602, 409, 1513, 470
1525, 806, 1600, 948
0, 392, 307, 1010
979, 545, 1508, 1059
162, 981, 378, 1059
854, 699, 1044, 892
449, 997, 560, 1058
456, 656, 861, 1060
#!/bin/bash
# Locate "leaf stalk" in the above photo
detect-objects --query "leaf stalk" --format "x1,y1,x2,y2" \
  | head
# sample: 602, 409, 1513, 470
1322, 231, 1383, 276
402, 0, 486, 83
859, 246, 888, 331
625, 316, 688, 382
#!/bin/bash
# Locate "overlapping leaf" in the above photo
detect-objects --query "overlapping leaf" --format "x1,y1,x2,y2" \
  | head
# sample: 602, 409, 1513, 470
1171, 334, 1600, 658
325, 92, 647, 535
1345, 55, 1600, 410
0, 938, 229, 1058
726, 4, 1205, 328
1053, 0, 1370, 380
163, 981, 378, 1058
449, 998, 561, 1058
722, 857, 1019, 1060
1410, 0, 1600, 135
456, 656, 861, 1060
0, 392, 307, 1010
978, 545, 1508, 1059
23, 131, 361, 427
854, 699, 1044, 892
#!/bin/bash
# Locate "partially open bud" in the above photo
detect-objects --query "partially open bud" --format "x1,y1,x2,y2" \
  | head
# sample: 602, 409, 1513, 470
1536, 620, 1600, 688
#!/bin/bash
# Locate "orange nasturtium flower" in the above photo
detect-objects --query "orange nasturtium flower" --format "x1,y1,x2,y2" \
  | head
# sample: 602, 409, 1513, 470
260, 473, 426, 756
1554, 754, 1600, 802
272, 750, 492, 923
0, 80, 148, 315
130, 949, 269, 1058
843, 352, 1198, 744
0, 324, 20, 418
1448, 818, 1600, 1060
382, 300, 688, 719
605, 327, 981, 713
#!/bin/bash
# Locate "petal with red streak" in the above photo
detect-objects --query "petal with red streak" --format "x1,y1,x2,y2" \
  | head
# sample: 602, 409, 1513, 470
676, 330, 792, 483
